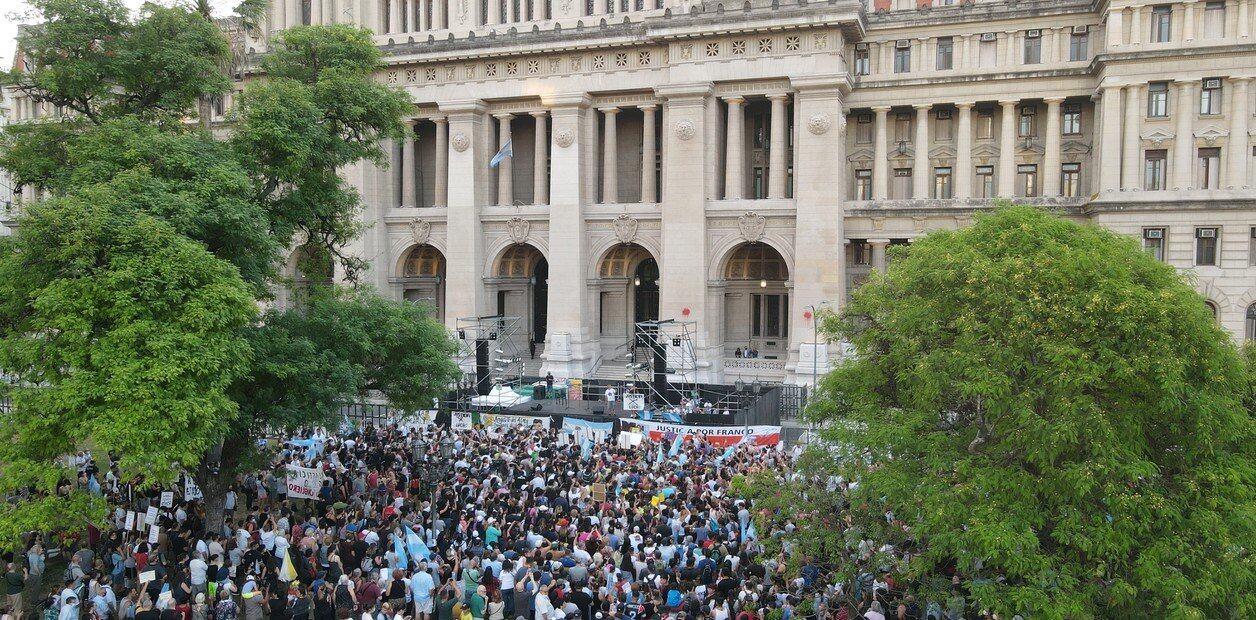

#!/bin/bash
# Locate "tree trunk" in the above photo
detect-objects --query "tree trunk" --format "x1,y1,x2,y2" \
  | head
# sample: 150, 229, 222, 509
197, 437, 244, 535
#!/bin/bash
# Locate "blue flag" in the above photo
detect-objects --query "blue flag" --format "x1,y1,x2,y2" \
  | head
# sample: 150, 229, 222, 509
489, 139, 513, 168
715, 445, 736, 464
394, 533, 409, 570
580, 436, 593, 461
655, 444, 664, 465
668, 433, 684, 457
406, 526, 432, 561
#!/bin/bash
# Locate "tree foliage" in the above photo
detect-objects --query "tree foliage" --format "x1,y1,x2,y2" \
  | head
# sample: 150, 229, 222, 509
753, 207, 1255, 618
0, 0, 456, 546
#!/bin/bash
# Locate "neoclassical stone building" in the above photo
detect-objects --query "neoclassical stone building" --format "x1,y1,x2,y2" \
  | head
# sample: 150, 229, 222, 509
6, 0, 1256, 384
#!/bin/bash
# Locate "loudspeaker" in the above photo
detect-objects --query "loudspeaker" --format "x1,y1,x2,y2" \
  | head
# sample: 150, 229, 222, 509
475, 339, 491, 396
652, 337, 670, 406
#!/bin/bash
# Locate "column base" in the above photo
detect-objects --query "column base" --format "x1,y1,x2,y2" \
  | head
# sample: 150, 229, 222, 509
784, 342, 838, 386
540, 331, 600, 379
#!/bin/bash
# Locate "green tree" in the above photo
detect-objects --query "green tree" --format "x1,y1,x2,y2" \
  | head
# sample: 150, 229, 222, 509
751, 207, 1255, 618
0, 0, 456, 543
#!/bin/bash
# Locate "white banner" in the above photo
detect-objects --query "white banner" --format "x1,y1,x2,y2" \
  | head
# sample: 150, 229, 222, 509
623, 393, 646, 411
285, 464, 327, 500
618, 418, 782, 447
183, 477, 203, 501
451, 412, 552, 431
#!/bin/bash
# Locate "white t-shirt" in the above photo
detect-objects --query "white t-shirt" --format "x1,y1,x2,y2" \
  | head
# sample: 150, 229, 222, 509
189, 558, 208, 585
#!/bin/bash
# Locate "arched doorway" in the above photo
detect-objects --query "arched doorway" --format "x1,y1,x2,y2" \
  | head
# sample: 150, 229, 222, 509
492, 244, 548, 359
595, 244, 660, 356
398, 245, 446, 323
722, 243, 790, 359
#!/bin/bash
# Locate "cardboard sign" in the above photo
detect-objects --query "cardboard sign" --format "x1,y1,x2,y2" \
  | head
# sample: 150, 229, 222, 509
124, 511, 135, 531
285, 464, 326, 500
144, 506, 158, 525
160, 491, 174, 508
147, 525, 160, 544
591, 483, 607, 502
183, 477, 203, 501
623, 393, 646, 411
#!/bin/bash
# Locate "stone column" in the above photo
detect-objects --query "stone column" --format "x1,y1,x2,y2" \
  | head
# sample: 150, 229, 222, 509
1122, 84, 1142, 190
532, 111, 549, 205
434, 0, 445, 29
1227, 77, 1251, 188
723, 96, 746, 199
704, 97, 722, 199
1173, 81, 1196, 189
913, 104, 931, 198
1130, 6, 1144, 45
1098, 85, 1123, 192
495, 113, 514, 206
955, 102, 974, 199
489, 0, 500, 25
872, 106, 890, 199
1043, 97, 1064, 196
640, 104, 658, 203
363, 0, 381, 31
600, 107, 619, 203
998, 100, 1018, 196
438, 100, 491, 330
418, 0, 428, 30
539, 93, 596, 378
388, 0, 402, 32
532, 0, 543, 20
287, 0, 303, 28
870, 240, 889, 273
1107, 8, 1124, 48
1241, 0, 1251, 39
656, 83, 719, 380
402, 120, 417, 206
433, 117, 448, 206
785, 75, 846, 385
768, 94, 789, 199
1184, 2, 1196, 41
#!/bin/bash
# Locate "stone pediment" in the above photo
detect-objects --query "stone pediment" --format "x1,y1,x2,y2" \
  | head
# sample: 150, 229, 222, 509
929, 145, 956, 159
971, 143, 1000, 158
1061, 139, 1093, 155
1140, 128, 1175, 147
847, 147, 875, 162
1194, 125, 1229, 145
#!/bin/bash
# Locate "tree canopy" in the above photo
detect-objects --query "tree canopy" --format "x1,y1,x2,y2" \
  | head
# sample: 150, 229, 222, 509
744, 207, 1255, 619
0, 0, 458, 545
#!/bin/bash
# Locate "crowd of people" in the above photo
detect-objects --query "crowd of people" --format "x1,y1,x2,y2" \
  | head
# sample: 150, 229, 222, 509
0, 419, 986, 620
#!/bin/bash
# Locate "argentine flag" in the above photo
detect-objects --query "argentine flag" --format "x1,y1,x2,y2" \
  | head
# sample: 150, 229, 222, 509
394, 533, 409, 570
489, 139, 513, 168
406, 526, 432, 561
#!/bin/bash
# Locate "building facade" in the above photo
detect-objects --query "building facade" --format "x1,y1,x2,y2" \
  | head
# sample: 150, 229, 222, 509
6, 0, 1256, 384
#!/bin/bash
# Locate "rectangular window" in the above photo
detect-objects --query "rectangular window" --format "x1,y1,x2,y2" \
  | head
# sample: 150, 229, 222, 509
1143, 227, 1166, 261
854, 45, 870, 76
936, 37, 954, 70
894, 112, 912, 143
934, 167, 953, 199
752, 167, 766, 199
1147, 82, 1169, 118
894, 42, 912, 73
1151, 6, 1172, 43
892, 168, 913, 199
1017, 164, 1039, 197
855, 169, 873, 200
976, 165, 995, 198
1249, 227, 1256, 266
1198, 147, 1221, 189
1018, 105, 1037, 138
1023, 31, 1041, 64
1195, 227, 1218, 266
1200, 78, 1222, 115
855, 113, 873, 144
1204, 2, 1226, 39
1144, 149, 1168, 190
935, 109, 953, 141
1063, 104, 1082, 135
851, 240, 870, 266
1061, 162, 1081, 197
1069, 31, 1089, 61
976, 109, 994, 139
979, 37, 997, 67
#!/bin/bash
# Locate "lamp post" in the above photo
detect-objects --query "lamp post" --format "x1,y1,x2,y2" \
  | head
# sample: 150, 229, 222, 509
422, 435, 455, 543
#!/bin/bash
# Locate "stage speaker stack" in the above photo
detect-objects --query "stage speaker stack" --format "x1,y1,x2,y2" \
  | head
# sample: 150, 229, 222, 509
475, 339, 491, 395
652, 337, 669, 405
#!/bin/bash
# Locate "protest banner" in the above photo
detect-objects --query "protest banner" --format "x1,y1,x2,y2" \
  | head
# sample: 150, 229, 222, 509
183, 477, 203, 501
285, 464, 327, 500
144, 506, 158, 525
622, 393, 646, 411
451, 411, 552, 431
618, 418, 782, 447
147, 525, 160, 544
159, 491, 174, 508
560, 417, 614, 443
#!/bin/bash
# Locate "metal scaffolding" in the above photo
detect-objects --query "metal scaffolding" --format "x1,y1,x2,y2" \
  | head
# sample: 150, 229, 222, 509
454, 315, 526, 399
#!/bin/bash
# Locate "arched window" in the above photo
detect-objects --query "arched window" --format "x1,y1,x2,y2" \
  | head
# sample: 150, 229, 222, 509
497, 245, 541, 278
1205, 300, 1218, 320
402, 245, 445, 278
1246, 304, 1256, 340
599, 244, 651, 278
724, 244, 788, 281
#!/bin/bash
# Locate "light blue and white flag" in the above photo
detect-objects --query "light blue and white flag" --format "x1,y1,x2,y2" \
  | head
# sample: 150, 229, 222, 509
668, 433, 683, 457
405, 526, 432, 561
489, 139, 513, 168
394, 533, 409, 570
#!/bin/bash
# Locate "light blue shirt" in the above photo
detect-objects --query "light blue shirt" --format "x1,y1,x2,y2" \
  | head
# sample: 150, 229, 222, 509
411, 570, 435, 602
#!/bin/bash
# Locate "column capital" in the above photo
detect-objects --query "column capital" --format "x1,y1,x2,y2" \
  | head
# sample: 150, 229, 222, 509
765, 93, 791, 102
404, 118, 419, 127
540, 93, 592, 108
997, 99, 1020, 108
722, 95, 746, 105
638, 103, 659, 111
1043, 96, 1067, 104
529, 109, 549, 118
871, 105, 892, 113
654, 82, 714, 101
493, 112, 515, 121
598, 106, 620, 115
438, 99, 489, 115
955, 101, 976, 109
867, 238, 891, 246
432, 116, 448, 125
1231, 75, 1255, 84
912, 103, 933, 110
